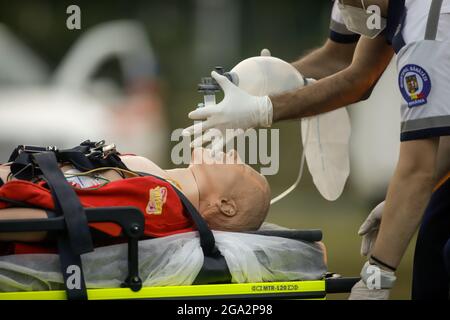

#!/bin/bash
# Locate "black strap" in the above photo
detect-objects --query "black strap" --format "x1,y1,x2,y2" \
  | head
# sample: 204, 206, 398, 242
9, 152, 36, 181
8, 142, 129, 181
32, 152, 93, 255
57, 147, 128, 173
57, 234, 88, 300
370, 255, 397, 272
137, 172, 217, 257
173, 187, 218, 257
246, 229, 323, 242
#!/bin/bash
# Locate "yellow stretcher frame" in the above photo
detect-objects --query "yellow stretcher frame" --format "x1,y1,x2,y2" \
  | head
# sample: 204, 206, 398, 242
0, 280, 326, 300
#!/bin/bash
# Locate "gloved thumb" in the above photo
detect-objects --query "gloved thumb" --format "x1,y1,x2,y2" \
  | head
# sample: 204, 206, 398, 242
211, 71, 234, 92
358, 217, 375, 235
358, 201, 385, 235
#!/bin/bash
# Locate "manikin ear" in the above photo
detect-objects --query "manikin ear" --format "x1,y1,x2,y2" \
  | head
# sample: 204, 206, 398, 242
217, 198, 237, 217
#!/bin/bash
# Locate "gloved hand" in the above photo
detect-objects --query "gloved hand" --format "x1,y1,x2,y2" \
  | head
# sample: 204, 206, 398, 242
182, 71, 273, 153
348, 261, 396, 300
348, 280, 391, 300
359, 201, 385, 257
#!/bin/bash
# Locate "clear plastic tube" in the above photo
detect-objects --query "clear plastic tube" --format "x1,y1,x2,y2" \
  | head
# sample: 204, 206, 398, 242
203, 94, 216, 108
270, 120, 309, 205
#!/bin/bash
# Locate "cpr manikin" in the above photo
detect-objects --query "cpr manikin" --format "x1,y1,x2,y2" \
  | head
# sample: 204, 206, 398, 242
0, 148, 271, 243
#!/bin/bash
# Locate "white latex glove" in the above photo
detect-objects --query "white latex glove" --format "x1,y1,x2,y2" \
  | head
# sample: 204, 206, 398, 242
182, 71, 273, 153
359, 201, 385, 257
348, 261, 396, 300
189, 127, 245, 155
348, 280, 391, 300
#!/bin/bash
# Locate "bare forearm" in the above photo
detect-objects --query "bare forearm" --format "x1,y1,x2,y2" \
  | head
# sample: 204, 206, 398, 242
273, 36, 393, 122
271, 68, 365, 121
372, 139, 439, 268
291, 40, 356, 79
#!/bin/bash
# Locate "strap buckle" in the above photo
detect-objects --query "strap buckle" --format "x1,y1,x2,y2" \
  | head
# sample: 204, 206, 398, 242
17, 145, 58, 155
83, 140, 118, 160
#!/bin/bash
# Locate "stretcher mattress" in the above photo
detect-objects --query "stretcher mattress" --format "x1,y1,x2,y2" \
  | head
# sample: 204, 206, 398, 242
0, 224, 326, 292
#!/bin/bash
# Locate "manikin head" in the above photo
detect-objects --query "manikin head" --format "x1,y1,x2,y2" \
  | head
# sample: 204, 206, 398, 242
188, 148, 270, 232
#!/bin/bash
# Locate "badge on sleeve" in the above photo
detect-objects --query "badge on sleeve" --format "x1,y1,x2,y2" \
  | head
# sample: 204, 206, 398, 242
399, 64, 431, 108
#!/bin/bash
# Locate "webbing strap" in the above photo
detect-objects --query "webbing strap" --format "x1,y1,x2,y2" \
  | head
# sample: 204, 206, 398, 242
57, 234, 88, 300
33, 152, 93, 255
173, 187, 218, 257
137, 172, 217, 257
8, 143, 129, 181
425, 0, 444, 40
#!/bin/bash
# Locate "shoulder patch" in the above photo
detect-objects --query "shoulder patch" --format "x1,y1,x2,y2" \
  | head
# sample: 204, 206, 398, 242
399, 64, 431, 108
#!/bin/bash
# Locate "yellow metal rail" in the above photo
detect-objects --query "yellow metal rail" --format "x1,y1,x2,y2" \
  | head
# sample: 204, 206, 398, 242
0, 280, 326, 300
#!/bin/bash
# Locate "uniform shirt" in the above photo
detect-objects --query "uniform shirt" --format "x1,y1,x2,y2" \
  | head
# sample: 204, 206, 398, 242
329, 0, 450, 45
403, 0, 450, 43
330, 0, 450, 141
329, 0, 360, 43
395, 0, 450, 141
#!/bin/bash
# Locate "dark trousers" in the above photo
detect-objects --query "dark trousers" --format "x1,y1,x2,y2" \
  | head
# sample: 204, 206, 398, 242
412, 177, 450, 299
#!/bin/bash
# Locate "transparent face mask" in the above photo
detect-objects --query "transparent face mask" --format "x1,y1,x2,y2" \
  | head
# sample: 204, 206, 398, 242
337, 0, 387, 39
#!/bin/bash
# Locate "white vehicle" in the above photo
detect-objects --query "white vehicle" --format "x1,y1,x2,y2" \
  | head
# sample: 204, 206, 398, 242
0, 21, 168, 164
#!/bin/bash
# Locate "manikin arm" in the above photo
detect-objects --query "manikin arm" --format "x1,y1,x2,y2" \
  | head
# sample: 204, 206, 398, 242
0, 208, 48, 241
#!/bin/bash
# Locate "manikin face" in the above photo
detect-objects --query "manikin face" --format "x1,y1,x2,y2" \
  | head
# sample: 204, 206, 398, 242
188, 148, 270, 232
189, 148, 246, 194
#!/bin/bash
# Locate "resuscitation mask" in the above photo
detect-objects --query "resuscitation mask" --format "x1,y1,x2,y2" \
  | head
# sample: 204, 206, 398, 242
337, 0, 387, 39
226, 50, 351, 204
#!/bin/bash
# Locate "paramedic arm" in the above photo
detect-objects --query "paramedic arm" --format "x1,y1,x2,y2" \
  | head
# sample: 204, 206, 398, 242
272, 36, 394, 120
0, 208, 48, 242
184, 36, 392, 138
291, 39, 357, 79
370, 138, 439, 268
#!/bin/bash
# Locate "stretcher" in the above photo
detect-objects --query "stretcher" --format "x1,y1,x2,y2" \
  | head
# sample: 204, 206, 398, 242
0, 206, 359, 300
0, 142, 358, 300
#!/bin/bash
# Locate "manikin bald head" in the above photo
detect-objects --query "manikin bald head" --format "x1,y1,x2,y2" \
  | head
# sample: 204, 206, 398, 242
188, 148, 270, 232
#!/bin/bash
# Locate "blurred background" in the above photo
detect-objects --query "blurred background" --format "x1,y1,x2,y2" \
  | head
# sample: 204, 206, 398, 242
0, 0, 413, 299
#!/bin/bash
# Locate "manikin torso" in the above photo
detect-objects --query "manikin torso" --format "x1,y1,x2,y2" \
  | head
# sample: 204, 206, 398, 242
0, 155, 200, 210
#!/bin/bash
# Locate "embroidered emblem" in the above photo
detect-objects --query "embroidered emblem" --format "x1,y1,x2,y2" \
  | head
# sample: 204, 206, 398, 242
146, 186, 168, 215
399, 64, 431, 108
